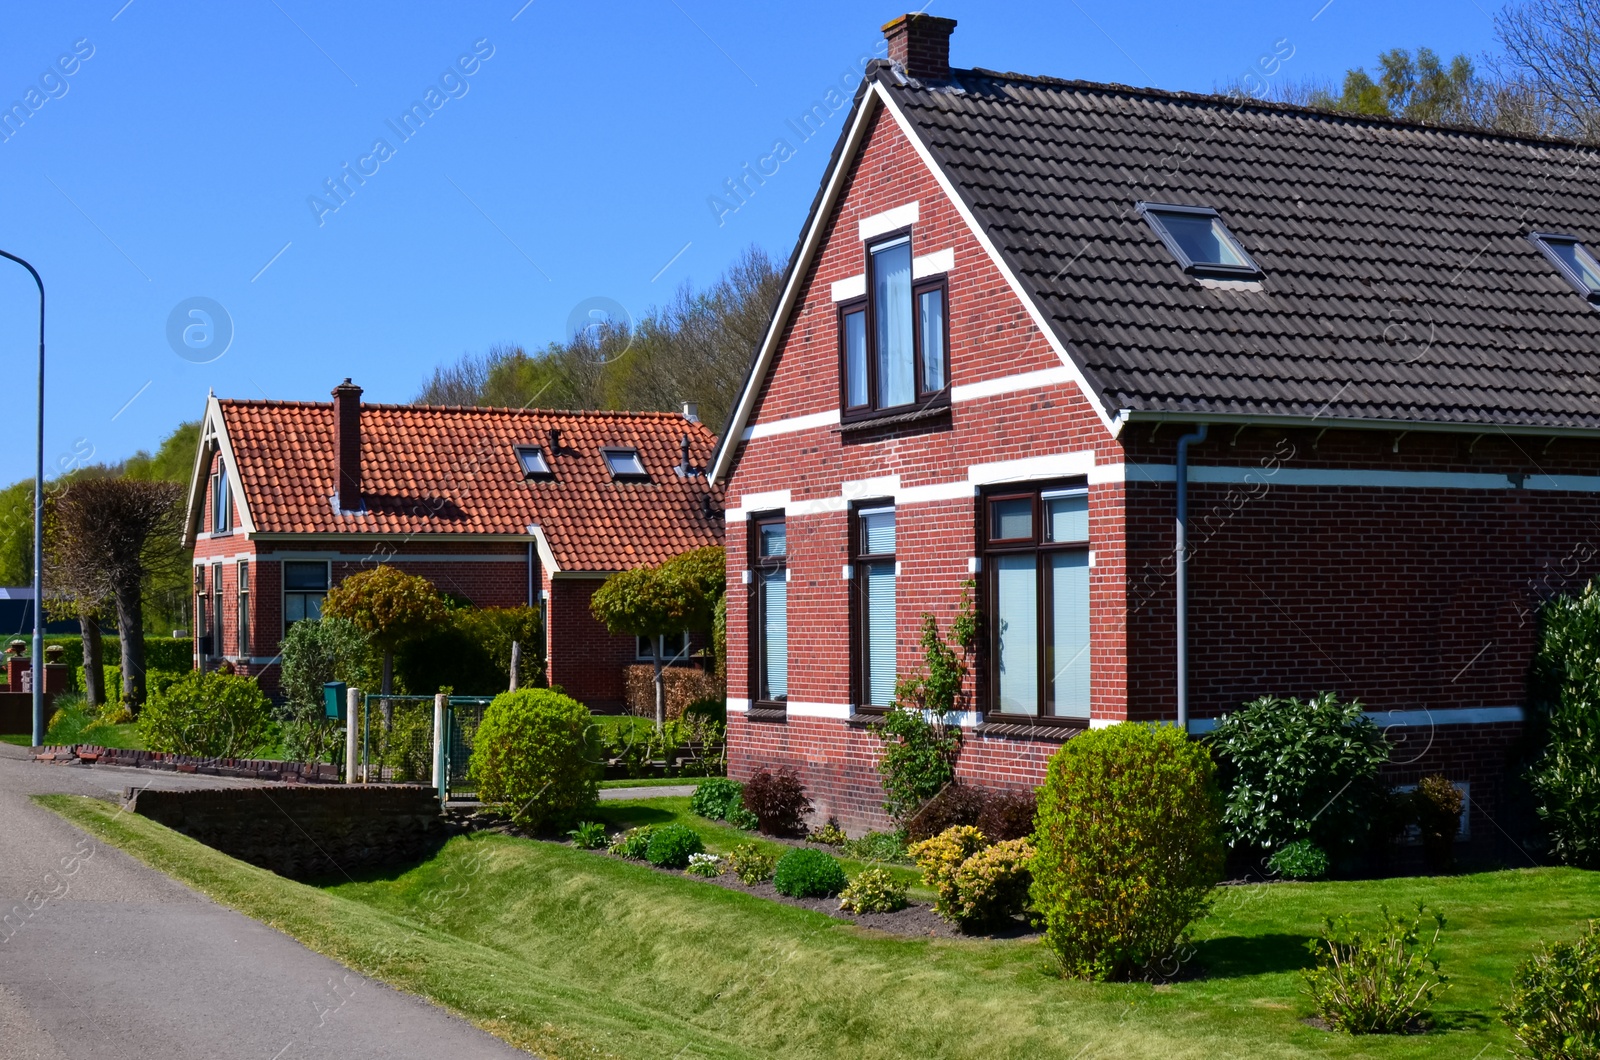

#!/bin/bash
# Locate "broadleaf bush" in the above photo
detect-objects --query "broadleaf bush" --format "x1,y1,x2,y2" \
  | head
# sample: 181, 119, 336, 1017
1032, 723, 1225, 980
1531, 582, 1600, 869
689, 777, 744, 821
725, 843, 776, 884
1268, 838, 1329, 881
1412, 774, 1464, 872
838, 867, 908, 914
609, 825, 658, 860
137, 670, 272, 759
469, 688, 598, 830
1501, 919, 1600, 1059
645, 823, 705, 869
773, 848, 847, 898
743, 767, 812, 836
1302, 902, 1449, 1034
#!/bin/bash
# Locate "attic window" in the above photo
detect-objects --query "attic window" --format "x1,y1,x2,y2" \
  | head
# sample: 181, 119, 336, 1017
602, 447, 647, 479
516, 445, 552, 479
1530, 233, 1600, 303
1138, 202, 1261, 279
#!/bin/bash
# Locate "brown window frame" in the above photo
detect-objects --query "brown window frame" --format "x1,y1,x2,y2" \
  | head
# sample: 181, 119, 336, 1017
236, 559, 250, 658
210, 561, 224, 659
747, 512, 788, 714
849, 501, 897, 714
979, 480, 1091, 727
838, 229, 952, 422
194, 566, 208, 657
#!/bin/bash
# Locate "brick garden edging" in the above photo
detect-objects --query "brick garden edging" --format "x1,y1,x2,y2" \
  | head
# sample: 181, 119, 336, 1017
28, 745, 346, 783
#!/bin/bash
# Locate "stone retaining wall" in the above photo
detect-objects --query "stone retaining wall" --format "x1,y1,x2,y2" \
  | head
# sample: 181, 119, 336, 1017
30, 745, 345, 783
125, 784, 448, 881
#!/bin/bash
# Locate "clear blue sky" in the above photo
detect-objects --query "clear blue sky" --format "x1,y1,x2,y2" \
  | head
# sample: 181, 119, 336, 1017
0, 0, 1503, 484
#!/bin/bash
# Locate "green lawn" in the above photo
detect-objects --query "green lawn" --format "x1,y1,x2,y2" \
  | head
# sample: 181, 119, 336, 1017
41, 792, 1597, 1059
599, 775, 703, 789
1, 721, 143, 749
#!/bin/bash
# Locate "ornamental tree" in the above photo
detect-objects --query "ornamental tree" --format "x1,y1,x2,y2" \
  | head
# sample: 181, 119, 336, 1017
591, 546, 723, 728
320, 565, 448, 709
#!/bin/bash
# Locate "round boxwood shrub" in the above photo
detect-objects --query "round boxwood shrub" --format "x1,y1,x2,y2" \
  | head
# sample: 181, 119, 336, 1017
689, 777, 744, 821
1502, 919, 1600, 1058
469, 688, 598, 830
137, 670, 272, 759
773, 848, 847, 898
644, 823, 705, 869
1032, 722, 1225, 980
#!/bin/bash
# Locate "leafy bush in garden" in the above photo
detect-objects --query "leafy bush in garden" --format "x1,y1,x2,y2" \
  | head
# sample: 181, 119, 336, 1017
1412, 775, 1464, 871
469, 688, 598, 829
1531, 582, 1600, 869
1032, 723, 1226, 980
1207, 692, 1390, 857
743, 767, 812, 836
773, 848, 847, 898
841, 831, 911, 864
904, 781, 988, 843
976, 789, 1038, 842
909, 826, 1032, 931
609, 826, 658, 860
689, 777, 744, 821
396, 605, 543, 697
567, 821, 607, 849
725, 843, 776, 884
277, 616, 371, 765
1302, 903, 1449, 1034
726, 807, 760, 831
909, 825, 989, 921
811, 820, 847, 846
645, 824, 705, 869
839, 867, 908, 914
685, 853, 723, 878
1501, 920, 1600, 1059
137, 670, 272, 759
874, 701, 962, 824
1268, 839, 1329, 881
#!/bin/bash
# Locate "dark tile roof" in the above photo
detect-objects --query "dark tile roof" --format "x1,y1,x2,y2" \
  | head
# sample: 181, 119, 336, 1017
882, 65, 1600, 430
220, 400, 722, 571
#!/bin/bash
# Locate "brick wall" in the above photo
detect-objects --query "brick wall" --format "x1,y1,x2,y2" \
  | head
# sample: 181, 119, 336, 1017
547, 576, 642, 712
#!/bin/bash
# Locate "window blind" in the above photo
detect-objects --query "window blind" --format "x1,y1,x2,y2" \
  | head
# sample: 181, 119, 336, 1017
1049, 551, 1091, 719
873, 239, 914, 407
844, 309, 867, 407
994, 554, 1038, 713
762, 567, 788, 699
918, 287, 945, 392
864, 559, 896, 706
1043, 490, 1088, 543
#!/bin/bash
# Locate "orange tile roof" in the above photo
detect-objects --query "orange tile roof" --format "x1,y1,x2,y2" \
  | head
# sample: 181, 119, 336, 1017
219, 399, 723, 571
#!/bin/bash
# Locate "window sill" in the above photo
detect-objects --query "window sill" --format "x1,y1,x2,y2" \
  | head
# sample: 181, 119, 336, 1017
746, 705, 787, 724
846, 706, 890, 726
974, 716, 1087, 741
834, 400, 951, 435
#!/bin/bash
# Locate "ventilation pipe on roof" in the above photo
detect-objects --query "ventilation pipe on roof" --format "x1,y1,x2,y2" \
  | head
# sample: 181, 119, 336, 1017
331, 378, 363, 514
549, 426, 562, 453
679, 434, 692, 478
1175, 423, 1208, 734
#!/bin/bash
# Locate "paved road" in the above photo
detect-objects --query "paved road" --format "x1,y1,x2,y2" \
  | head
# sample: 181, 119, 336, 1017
598, 784, 695, 800
0, 744, 530, 1059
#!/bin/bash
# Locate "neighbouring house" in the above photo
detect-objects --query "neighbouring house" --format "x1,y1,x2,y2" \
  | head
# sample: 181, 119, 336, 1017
711, 13, 1600, 846
183, 380, 722, 709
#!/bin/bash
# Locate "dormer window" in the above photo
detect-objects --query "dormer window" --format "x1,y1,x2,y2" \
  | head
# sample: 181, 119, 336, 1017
1530, 232, 1600, 303
839, 233, 949, 419
1138, 202, 1261, 279
602, 447, 647, 480
516, 445, 552, 479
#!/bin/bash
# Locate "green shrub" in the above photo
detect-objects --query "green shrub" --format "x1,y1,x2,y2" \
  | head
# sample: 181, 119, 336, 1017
142, 637, 195, 673
811, 820, 847, 846
469, 688, 598, 829
1502, 920, 1600, 1059
1412, 774, 1464, 872
1032, 722, 1225, 980
684, 696, 726, 725
909, 825, 989, 922
725, 842, 776, 884
277, 616, 370, 764
841, 830, 910, 864
1531, 583, 1600, 868
1208, 692, 1390, 857
839, 867, 908, 913
396, 605, 543, 696
950, 838, 1035, 929
645, 823, 705, 869
609, 826, 658, 860
726, 806, 760, 831
1269, 839, 1329, 881
743, 767, 811, 836
1303, 903, 1449, 1034
689, 777, 744, 821
685, 852, 723, 878
873, 700, 962, 823
773, 848, 847, 898
136, 670, 272, 758
567, 821, 608, 849
370, 701, 434, 782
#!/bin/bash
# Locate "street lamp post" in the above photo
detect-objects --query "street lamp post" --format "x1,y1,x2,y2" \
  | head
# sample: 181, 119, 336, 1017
0, 250, 45, 746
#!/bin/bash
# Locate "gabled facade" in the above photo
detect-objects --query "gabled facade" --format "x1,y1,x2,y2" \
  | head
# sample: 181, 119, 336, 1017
185, 381, 722, 708
713, 14, 1600, 843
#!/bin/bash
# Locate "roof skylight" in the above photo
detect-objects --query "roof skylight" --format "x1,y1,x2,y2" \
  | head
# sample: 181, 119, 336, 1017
1531, 232, 1600, 303
515, 445, 552, 478
1138, 202, 1261, 279
602, 448, 647, 479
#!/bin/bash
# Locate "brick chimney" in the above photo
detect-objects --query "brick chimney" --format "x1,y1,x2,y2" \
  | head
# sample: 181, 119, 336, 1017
331, 378, 362, 514
883, 13, 957, 81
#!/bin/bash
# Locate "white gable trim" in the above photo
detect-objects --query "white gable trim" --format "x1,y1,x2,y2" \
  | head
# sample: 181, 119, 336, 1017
182, 397, 255, 546
710, 79, 1117, 484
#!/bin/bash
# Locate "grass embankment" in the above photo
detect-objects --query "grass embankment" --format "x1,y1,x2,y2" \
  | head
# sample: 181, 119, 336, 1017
598, 775, 702, 789
44, 792, 1600, 1059
1, 694, 144, 749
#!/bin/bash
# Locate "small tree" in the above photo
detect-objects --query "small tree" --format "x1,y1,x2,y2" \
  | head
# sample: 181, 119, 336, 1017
320, 565, 448, 720
591, 546, 723, 729
42, 493, 113, 707
46, 478, 183, 710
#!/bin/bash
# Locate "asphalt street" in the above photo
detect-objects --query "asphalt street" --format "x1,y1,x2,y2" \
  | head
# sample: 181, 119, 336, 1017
0, 743, 530, 1059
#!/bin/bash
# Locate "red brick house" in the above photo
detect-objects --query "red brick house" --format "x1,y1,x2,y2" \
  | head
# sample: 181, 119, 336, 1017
711, 14, 1600, 844
183, 380, 721, 708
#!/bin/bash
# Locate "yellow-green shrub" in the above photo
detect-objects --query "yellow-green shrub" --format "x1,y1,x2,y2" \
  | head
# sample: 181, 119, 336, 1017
469, 688, 598, 829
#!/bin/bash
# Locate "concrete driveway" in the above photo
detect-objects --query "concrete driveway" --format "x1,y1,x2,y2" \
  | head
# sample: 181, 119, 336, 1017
0, 744, 531, 1059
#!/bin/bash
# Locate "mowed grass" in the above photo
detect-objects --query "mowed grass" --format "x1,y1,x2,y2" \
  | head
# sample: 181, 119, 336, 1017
41, 792, 1600, 1060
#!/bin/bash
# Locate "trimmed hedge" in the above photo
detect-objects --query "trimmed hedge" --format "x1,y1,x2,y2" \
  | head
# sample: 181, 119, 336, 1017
624, 664, 722, 720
